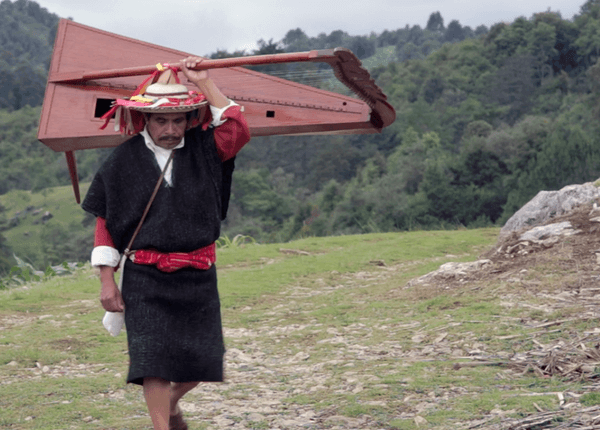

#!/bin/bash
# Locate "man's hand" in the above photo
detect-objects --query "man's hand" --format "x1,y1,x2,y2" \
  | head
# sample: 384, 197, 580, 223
99, 266, 124, 312
180, 56, 229, 109
181, 56, 209, 83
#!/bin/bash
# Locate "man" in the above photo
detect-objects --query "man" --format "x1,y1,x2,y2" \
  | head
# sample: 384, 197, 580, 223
81, 56, 250, 430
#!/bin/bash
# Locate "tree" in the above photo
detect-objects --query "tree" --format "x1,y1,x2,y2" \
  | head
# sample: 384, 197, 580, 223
526, 21, 558, 85
531, 121, 600, 190
485, 17, 532, 63
426, 12, 444, 33
0, 202, 12, 275
445, 20, 466, 43
348, 35, 376, 59
282, 28, 310, 51
422, 76, 445, 104
487, 55, 536, 123
253, 38, 285, 55
579, 0, 600, 17
210, 49, 247, 59
575, 17, 600, 67
379, 29, 401, 47
397, 42, 422, 61
407, 25, 425, 45
474, 25, 489, 37
326, 30, 347, 48
231, 169, 294, 231
421, 38, 441, 56
464, 120, 493, 139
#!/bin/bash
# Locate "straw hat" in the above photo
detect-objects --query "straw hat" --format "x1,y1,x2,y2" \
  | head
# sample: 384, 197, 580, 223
130, 82, 207, 113
100, 64, 208, 135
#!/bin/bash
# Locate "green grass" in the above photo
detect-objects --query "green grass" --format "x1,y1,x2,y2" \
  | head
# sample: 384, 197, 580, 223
0, 227, 596, 429
0, 184, 91, 268
217, 228, 498, 308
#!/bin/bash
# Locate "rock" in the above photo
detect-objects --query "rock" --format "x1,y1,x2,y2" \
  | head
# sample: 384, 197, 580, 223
369, 259, 386, 266
407, 259, 492, 286
518, 221, 580, 241
501, 181, 600, 236
41, 211, 53, 223
279, 248, 311, 256
246, 412, 265, 422
8, 216, 20, 228
213, 415, 235, 426
414, 415, 428, 426
289, 351, 310, 363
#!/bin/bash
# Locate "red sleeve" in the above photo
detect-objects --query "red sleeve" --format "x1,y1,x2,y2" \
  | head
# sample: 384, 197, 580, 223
94, 217, 116, 248
214, 105, 251, 161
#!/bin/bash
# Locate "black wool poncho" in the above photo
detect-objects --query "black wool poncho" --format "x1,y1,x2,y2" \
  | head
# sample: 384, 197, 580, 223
82, 126, 234, 385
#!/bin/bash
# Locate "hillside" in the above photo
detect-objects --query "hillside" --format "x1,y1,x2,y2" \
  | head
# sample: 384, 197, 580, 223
2, 215, 600, 429
4, 0, 600, 271
0, 184, 92, 270
0, 0, 59, 110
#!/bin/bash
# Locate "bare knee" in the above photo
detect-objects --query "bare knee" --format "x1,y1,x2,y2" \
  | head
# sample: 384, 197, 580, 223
173, 381, 200, 390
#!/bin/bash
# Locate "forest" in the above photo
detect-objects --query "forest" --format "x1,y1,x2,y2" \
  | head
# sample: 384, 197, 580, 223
1, 0, 600, 271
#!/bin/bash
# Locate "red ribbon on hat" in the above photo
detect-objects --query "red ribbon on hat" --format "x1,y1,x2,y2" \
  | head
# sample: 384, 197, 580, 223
99, 63, 183, 132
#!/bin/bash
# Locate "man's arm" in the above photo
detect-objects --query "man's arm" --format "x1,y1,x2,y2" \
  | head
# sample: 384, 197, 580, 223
213, 106, 251, 161
92, 217, 124, 313
181, 56, 251, 160
181, 56, 229, 109
99, 266, 124, 312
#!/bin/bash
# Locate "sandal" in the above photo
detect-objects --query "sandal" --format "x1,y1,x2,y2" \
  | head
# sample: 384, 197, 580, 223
169, 409, 188, 430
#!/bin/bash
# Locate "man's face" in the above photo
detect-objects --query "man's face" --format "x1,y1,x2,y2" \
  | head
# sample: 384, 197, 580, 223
146, 113, 187, 149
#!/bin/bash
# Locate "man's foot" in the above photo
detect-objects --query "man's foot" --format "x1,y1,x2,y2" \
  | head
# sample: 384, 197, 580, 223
169, 408, 188, 430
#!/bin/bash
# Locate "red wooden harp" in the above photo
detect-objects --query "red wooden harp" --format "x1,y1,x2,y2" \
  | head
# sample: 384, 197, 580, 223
37, 19, 395, 202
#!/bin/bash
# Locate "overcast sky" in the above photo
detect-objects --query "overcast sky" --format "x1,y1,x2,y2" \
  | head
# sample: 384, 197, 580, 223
35, 0, 584, 56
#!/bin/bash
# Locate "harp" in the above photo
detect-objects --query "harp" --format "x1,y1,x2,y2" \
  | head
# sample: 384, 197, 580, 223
38, 19, 395, 202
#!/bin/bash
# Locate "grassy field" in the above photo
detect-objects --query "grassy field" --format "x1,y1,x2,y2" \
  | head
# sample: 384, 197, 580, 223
0, 184, 91, 269
1, 227, 599, 429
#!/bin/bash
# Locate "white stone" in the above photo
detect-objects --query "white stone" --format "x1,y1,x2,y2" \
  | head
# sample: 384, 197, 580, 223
501, 181, 600, 236
414, 415, 428, 426
519, 221, 580, 241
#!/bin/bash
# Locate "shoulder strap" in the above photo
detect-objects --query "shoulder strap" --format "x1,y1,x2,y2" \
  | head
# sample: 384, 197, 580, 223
123, 150, 175, 256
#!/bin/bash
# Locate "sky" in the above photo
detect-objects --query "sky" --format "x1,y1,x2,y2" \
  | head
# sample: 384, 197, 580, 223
34, 0, 584, 56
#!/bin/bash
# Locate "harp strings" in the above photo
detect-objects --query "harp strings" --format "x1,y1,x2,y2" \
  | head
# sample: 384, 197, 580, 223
89, 66, 359, 99
217, 67, 355, 97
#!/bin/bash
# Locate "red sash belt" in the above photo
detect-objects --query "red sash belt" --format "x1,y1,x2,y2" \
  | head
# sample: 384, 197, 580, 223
129, 243, 216, 273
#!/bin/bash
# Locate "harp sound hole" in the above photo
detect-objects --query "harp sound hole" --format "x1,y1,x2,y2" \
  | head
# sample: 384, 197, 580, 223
266, 110, 275, 118
94, 98, 116, 118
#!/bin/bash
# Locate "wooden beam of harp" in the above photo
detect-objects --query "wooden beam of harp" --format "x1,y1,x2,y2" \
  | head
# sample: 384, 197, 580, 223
49, 50, 338, 83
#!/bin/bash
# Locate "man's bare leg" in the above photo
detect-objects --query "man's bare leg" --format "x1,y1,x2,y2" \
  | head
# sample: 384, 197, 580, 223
170, 381, 200, 415
143, 377, 171, 430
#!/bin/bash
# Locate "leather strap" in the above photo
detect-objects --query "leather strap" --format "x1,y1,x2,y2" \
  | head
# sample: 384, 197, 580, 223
123, 150, 175, 257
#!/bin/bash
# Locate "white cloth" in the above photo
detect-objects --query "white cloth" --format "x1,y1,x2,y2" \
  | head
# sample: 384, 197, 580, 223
139, 128, 182, 186
210, 99, 239, 127
102, 254, 127, 336
91, 246, 121, 268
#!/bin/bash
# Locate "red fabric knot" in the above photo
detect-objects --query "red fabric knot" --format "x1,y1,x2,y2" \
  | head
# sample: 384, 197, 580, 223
130, 243, 216, 273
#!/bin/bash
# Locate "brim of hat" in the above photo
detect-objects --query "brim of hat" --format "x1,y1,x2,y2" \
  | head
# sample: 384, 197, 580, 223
130, 100, 208, 113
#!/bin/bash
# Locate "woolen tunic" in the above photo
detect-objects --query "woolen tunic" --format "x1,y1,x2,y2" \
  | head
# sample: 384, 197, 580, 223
82, 125, 229, 385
